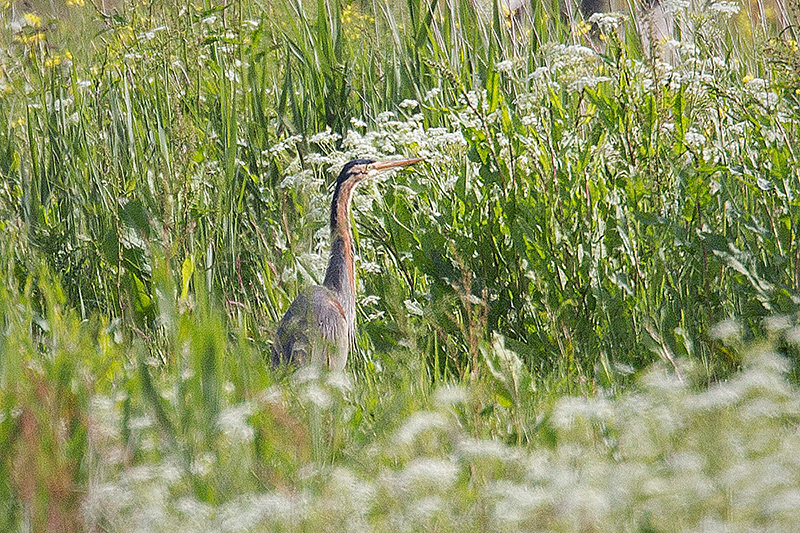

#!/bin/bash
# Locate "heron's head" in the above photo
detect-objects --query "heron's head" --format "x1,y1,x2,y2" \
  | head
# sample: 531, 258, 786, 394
336, 157, 424, 187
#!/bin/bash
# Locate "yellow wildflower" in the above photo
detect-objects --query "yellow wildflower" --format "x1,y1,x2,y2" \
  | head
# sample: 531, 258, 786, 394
23, 12, 41, 28
17, 32, 46, 46
66, 0, 85, 5
45, 53, 62, 67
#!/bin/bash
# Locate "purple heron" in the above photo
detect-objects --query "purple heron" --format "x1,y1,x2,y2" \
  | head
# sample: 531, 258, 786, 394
272, 157, 423, 371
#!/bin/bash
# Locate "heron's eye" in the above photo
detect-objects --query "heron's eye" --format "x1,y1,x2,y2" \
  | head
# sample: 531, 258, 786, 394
366, 164, 374, 171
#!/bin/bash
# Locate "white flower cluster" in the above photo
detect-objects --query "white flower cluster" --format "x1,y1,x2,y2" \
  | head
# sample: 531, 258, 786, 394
661, 0, 690, 12
542, 44, 611, 94
217, 403, 255, 443
588, 11, 626, 32
744, 77, 779, 110
709, 0, 740, 15
83, 346, 800, 531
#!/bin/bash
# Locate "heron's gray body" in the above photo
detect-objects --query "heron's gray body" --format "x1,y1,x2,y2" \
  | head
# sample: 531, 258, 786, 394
271, 157, 422, 371
271, 285, 350, 371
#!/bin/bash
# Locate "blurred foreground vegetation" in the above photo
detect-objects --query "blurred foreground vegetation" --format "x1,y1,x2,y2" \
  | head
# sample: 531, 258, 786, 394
1, 0, 800, 529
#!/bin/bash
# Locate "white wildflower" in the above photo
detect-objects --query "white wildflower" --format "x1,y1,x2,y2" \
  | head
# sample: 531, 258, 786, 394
399, 99, 419, 109
764, 316, 792, 334
360, 261, 382, 274
709, 0, 740, 14
217, 492, 303, 531
292, 365, 321, 385
309, 127, 341, 145
305, 152, 330, 166
756, 91, 779, 109
786, 326, 800, 346
727, 121, 746, 137
190, 452, 217, 477
560, 485, 611, 525
588, 12, 625, 32
83, 482, 134, 520
360, 294, 381, 306
395, 458, 459, 492
568, 75, 611, 92
138, 26, 166, 42
217, 403, 255, 443
329, 468, 375, 511
174, 496, 212, 523
745, 77, 768, 92
457, 438, 514, 461
767, 490, 800, 516
491, 481, 552, 524
302, 382, 333, 409
495, 59, 514, 73
531, 66, 549, 80
434, 385, 469, 406
325, 371, 352, 393
366, 311, 385, 321
89, 395, 121, 440
661, 0, 690, 11
128, 414, 154, 431
279, 169, 313, 189
395, 411, 449, 445
692, 383, 740, 411
424, 87, 442, 101
409, 495, 444, 520
259, 386, 283, 405
404, 299, 424, 316
549, 44, 596, 61
710, 319, 741, 341
684, 130, 707, 148
462, 90, 484, 109
551, 396, 613, 429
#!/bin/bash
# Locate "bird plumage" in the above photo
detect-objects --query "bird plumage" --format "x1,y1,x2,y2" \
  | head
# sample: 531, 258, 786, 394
272, 157, 423, 371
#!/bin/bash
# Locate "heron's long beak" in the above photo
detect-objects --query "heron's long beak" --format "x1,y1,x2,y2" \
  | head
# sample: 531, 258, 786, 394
372, 157, 424, 171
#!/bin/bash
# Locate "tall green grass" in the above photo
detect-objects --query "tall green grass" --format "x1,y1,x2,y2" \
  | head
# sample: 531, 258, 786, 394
1, 0, 800, 529
3, 2, 798, 375
3, 255, 800, 530
2, 0, 798, 379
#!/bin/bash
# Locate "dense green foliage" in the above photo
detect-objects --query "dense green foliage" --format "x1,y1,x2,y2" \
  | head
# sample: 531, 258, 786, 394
1, 0, 800, 529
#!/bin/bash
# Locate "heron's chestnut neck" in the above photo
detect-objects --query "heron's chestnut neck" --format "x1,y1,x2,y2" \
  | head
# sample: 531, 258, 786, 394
323, 178, 358, 342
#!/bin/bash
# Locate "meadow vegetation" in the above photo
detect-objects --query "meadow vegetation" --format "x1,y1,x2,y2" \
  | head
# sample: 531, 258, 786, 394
1, 0, 800, 529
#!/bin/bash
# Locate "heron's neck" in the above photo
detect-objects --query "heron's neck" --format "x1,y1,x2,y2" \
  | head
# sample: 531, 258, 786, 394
323, 180, 357, 333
